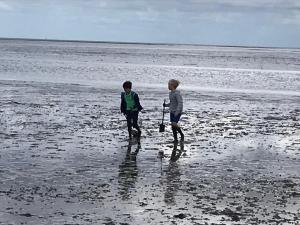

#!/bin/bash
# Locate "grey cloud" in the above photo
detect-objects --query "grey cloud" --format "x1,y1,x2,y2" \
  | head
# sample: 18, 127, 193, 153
3, 0, 300, 14
0, 1, 12, 11
0, 0, 299, 47
85, 0, 300, 24
188, 0, 300, 10
282, 13, 300, 24
87, 0, 300, 13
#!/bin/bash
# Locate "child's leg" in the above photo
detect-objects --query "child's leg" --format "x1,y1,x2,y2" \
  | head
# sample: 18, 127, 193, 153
126, 112, 133, 138
171, 124, 178, 142
171, 113, 184, 141
173, 124, 184, 140
132, 111, 141, 135
170, 113, 178, 142
177, 127, 184, 141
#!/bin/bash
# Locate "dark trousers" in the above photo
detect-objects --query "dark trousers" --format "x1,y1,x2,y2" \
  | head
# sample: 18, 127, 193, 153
126, 111, 140, 137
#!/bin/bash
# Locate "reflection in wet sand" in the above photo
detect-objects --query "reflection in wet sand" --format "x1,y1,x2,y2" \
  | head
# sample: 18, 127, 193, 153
170, 142, 184, 162
118, 141, 141, 200
164, 142, 184, 205
1, 39, 299, 224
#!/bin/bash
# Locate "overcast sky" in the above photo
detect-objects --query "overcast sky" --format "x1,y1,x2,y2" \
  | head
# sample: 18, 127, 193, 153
0, 0, 299, 47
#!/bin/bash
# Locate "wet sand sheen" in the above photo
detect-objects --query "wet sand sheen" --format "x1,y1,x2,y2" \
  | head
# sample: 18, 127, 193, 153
0, 80, 299, 225
0, 40, 300, 224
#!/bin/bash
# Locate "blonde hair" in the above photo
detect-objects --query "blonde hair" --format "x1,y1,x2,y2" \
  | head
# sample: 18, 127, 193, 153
169, 79, 180, 89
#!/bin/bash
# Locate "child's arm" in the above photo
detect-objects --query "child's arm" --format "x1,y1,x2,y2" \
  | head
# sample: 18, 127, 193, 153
134, 93, 143, 111
175, 92, 183, 115
120, 93, 126, 114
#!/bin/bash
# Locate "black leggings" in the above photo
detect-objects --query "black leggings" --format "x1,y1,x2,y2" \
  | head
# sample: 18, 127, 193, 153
126, 111, 140, 133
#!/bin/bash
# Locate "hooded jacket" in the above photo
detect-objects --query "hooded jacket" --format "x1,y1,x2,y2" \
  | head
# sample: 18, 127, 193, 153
121, 91, 143, 114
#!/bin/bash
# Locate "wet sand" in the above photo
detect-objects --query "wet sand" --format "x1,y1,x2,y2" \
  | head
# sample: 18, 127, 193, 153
0, 79, 299, 225
0, 40, 300, 224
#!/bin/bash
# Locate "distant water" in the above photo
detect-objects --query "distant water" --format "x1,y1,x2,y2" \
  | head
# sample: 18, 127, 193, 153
0, 39, 299, 95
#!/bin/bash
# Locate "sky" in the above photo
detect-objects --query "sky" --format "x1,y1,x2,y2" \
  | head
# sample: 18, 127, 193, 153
0, 0, 300, 47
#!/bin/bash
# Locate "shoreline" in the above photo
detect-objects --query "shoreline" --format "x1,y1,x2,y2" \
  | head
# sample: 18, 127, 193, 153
1, 78, 300, 97
1, 37, 299, 50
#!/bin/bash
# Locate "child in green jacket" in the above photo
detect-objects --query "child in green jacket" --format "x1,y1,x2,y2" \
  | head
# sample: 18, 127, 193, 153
121, 81, 143, 139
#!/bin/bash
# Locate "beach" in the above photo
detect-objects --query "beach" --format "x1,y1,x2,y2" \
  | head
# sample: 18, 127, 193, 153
0, 39, 299, 225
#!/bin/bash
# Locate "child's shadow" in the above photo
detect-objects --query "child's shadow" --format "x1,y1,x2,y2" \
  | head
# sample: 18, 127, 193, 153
118, 141, 141, 200
164, 142, 184, 205
170, 142, 184, 162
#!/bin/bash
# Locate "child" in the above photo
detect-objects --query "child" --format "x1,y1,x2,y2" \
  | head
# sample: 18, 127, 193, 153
121, 81, 143, 139
163, 79, 184, 142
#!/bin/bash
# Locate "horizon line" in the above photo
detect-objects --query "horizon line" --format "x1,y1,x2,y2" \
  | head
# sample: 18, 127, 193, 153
0, 37, 299, 50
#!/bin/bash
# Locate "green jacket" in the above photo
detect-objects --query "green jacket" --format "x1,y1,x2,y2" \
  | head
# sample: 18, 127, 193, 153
120, 91, 143, 114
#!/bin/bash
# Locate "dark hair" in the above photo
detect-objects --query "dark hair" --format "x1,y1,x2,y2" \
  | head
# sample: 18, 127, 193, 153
123, 81, 132, 89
